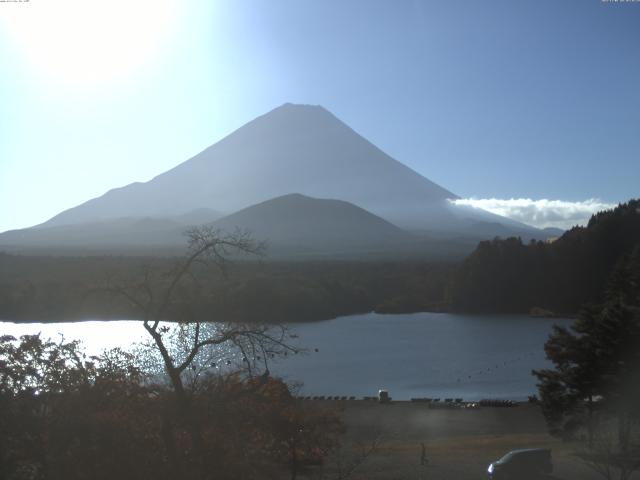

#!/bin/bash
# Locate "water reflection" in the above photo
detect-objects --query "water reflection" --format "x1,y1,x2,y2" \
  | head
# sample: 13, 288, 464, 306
0, 312, 571, 400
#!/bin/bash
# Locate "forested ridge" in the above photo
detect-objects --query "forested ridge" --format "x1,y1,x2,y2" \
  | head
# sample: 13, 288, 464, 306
0, 256, 452, 323
2, 200, 638, 322
449, 199, 640, 314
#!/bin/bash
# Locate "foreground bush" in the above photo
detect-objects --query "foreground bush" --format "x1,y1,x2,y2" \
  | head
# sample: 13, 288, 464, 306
0, 335, 343, 480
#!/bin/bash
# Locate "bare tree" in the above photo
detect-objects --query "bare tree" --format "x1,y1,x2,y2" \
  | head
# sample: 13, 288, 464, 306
105, 226, 297, 477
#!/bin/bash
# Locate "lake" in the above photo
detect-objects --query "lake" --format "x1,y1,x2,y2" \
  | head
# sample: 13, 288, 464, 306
0, 312, 571, 401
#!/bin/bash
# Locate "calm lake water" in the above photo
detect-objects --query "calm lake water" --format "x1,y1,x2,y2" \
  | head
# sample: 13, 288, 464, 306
0, 312, 571, 401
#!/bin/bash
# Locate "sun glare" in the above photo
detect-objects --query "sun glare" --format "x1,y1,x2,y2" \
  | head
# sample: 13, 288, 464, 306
1, 0, 176, 88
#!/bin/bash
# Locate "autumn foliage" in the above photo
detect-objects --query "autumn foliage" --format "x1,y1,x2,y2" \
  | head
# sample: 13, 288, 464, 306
0, 335, 343, 480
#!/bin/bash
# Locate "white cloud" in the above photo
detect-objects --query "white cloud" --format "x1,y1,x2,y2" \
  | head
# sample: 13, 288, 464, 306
450, 198, 617, 230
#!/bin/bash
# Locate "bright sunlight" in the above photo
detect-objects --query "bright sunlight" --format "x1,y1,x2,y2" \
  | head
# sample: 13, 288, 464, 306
0, 0, 176, 87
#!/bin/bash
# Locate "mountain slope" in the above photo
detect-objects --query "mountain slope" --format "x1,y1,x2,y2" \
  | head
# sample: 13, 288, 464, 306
211, 193, 413, 254
41, 103, 462, 230
0, 209, 221, 253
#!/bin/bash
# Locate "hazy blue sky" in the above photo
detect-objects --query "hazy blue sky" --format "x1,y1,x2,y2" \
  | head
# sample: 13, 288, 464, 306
1, 0, 638, 232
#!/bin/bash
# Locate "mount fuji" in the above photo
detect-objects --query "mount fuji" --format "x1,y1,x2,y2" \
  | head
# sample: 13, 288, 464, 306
0, 103, 547, 256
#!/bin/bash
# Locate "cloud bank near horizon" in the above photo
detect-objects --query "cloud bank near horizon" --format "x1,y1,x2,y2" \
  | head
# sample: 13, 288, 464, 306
451, 198, 617, 230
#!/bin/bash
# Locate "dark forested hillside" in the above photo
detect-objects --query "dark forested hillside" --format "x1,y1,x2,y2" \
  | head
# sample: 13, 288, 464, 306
448, 199, 640, 314
0, 255, 453, 323
4, 200, 637, 322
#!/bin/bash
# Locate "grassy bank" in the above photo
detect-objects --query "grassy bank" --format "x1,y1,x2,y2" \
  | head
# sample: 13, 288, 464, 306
306, 401, 616, 480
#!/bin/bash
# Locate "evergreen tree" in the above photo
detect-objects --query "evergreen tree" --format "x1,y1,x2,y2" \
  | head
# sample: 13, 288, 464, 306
533, 244, 640, 462
450, 199, 640, 314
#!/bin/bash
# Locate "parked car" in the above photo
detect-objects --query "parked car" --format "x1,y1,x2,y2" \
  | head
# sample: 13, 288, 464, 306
487, 448, 553, 479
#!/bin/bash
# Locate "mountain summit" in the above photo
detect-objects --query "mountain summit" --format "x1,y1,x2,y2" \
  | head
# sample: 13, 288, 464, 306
43, 103, 462, 230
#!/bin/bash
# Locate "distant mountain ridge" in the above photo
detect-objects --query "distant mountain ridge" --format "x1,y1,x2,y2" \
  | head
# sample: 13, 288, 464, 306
0, 194, 479, 259
0, 194, 415, 255
0, 208, 221, 251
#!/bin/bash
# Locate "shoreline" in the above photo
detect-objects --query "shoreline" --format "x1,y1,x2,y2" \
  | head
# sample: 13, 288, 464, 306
0, 308, 578, 324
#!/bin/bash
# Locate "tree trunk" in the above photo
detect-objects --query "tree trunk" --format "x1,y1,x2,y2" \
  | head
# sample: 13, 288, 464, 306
290, 438, 298, 480
587, 395, 594, 449
161, 409, 180, 477
617, 412, 630, 453
147, 324, 207, 478
168, 366, 206, 479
